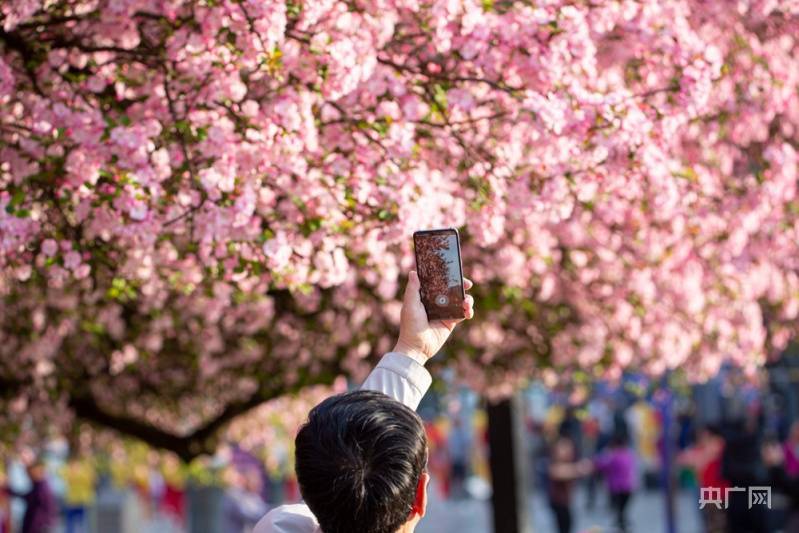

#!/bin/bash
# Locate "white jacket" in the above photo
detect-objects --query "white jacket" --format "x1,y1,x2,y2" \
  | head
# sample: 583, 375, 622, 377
253, 352, 432, 533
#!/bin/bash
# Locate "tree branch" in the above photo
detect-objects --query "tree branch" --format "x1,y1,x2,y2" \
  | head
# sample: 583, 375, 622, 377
68, 376, 318, 462
68, 394, 202, 461
0, 28, 45, 96
0, 375, 28, 400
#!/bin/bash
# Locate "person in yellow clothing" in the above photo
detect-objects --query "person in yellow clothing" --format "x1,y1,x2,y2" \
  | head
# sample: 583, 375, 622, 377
60, 457, 97, 533
630, 400, 659, 471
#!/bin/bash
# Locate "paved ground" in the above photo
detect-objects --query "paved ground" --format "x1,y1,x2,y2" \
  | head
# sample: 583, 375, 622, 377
131, 485, 704, 533
46, 482, 703, 532
418, 481, 703, 533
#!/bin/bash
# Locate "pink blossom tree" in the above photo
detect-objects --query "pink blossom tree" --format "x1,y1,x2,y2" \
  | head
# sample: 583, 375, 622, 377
1, 0, 798, 459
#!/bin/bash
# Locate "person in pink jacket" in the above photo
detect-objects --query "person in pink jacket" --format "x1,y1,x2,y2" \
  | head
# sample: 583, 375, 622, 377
783, 421, 799, 477
254, 271, 474, 533
595, 433, 638, 533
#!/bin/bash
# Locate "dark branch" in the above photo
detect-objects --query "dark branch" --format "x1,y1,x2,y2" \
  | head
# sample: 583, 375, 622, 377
0, 375, 28, 400
69, 394, 201, 461
0, 28, 45, 96
68, 380, 309, 462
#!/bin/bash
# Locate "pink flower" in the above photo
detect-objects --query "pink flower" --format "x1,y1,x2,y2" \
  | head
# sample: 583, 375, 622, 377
41, 239, 58, 257
400, 94, 429, 121
199, 166, 235, 193
447, 89, 475, 111
15, 264, 31, 281
263, 232, 293, 270
129, 201, 148, 221
74, 264, 91, 279
199, 167, 222, 190
63, 251, 81, 270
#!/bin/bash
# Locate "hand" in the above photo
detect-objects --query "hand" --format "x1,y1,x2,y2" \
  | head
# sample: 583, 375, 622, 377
393, 271, 474, 364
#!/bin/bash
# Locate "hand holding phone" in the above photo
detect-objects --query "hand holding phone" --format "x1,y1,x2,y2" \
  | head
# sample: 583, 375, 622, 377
393, 271, 474, 364
413, 228, 466, 320
392, 229, 474, 364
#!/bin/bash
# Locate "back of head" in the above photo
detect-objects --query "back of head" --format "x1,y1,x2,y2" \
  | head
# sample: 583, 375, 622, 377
295, 390, 427, 533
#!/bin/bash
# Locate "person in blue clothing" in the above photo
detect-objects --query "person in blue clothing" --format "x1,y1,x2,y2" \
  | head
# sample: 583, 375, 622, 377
448, 417, 471, 499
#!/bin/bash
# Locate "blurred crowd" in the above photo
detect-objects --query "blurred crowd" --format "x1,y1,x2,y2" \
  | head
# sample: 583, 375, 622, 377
0, 440, 302, 533
419, 369, 799, 533
5, 369, 799, 533
531, 387, 799, 533
534, 401, 652, 533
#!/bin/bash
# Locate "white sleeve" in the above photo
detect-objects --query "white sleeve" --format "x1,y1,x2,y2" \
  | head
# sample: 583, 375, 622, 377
360, 352, 433, 410
253, 504, 321, 533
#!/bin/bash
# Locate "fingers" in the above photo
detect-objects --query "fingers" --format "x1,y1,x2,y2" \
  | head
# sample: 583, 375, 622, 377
438, 294, 475, 331
463, 294, 474, 319
404, 271, 474, 335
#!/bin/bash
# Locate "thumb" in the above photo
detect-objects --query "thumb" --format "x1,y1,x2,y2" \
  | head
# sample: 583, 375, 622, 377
403, 271, 422, 306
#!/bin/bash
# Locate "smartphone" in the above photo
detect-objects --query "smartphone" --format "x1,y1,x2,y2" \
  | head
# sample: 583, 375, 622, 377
413, 228, 466, 321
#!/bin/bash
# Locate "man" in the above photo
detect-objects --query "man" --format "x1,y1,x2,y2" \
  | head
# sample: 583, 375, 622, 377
722, 417, 769, 533
254, 270, 475, 533
3, 460, 57, 533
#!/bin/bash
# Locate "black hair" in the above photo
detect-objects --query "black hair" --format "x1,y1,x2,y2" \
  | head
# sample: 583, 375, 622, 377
295, 390, 428, 533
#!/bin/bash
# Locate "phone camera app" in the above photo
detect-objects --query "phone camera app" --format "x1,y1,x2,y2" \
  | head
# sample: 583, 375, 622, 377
435, 295, 449, 306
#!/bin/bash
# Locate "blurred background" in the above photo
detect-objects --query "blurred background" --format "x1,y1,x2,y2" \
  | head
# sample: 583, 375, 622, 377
5, 348, 799, 533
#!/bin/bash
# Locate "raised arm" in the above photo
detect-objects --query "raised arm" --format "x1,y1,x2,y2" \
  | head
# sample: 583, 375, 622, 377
361, 271, 474, 409
253, 272, 473, 533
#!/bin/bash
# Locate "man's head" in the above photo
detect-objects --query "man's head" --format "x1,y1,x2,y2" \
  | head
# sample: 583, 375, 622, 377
26, 459, 46, 482
295, 390, 429, 533
552, 437, 575, 462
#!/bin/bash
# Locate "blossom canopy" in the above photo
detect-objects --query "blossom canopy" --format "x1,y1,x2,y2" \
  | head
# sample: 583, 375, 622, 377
1, 0, 799, 458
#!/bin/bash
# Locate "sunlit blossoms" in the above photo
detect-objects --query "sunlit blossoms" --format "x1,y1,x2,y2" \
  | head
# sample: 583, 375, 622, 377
1, 0, 798, 457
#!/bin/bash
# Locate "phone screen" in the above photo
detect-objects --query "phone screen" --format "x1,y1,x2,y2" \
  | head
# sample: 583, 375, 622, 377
413, 229, 465, 320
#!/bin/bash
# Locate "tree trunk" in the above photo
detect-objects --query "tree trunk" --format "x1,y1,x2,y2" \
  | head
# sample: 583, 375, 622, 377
487, 394, 532, 533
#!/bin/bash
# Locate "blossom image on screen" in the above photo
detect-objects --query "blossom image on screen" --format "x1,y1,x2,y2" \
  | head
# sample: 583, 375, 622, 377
415, 233, 464, 320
